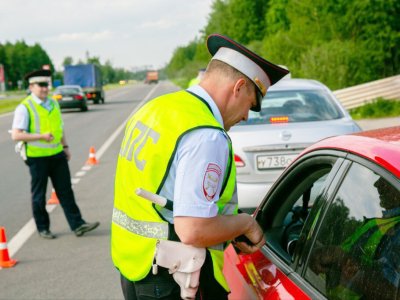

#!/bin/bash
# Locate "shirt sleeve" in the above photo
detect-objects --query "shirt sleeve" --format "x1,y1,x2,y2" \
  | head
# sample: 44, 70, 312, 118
12, 104, 29, 131
173, 128, 230, 218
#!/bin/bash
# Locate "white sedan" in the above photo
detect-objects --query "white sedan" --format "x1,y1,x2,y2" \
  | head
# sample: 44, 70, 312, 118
229, 78, 361, 213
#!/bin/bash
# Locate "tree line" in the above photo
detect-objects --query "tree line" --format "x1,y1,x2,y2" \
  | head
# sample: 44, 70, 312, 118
166, 0, 400, 90
0, 41, 53, 90
0, 41, 136, 90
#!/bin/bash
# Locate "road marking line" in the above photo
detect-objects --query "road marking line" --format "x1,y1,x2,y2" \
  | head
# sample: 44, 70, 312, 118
7, 84, 160, 257
75, 171, 86, 177
71, 178, 80, 185
8, 219, 35, 257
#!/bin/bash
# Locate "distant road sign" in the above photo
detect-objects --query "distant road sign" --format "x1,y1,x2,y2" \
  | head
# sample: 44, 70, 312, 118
0, 64, 5, 83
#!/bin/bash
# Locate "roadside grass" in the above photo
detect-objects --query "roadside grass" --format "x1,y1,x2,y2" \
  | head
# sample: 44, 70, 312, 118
349, 98, 400, 119
0, 99, 24, 114
103, 83, 124, 90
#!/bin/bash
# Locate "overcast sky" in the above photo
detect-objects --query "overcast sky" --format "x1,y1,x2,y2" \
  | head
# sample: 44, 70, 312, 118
0, 0, 214, 71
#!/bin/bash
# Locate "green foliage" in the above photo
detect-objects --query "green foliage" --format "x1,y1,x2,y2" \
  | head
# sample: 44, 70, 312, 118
204, 0, 267, 43
297, 40, 374, 90
62, 57, 73, 66
0, 40, 151, 89
166, 0, 400, 90
265, 0, 290, 34
0, 41, 53, 90
350, 98, 400, 119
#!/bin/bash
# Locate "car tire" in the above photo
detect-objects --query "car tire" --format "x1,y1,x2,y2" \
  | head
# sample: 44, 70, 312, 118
81, 105, 88, 112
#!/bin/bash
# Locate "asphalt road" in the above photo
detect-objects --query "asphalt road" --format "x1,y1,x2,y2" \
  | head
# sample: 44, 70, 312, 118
0, 82, 397, 299
0, 81, 179, 300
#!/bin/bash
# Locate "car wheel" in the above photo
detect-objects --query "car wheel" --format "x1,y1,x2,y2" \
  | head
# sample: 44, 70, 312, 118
81, 105, 88, 112
94, 99, 99, 104
101, 98, 105, 104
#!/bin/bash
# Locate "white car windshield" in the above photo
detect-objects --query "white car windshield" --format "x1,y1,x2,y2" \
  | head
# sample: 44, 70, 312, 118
241, 90, 343, 125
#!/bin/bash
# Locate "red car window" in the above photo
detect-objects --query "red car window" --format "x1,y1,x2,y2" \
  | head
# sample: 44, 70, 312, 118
305, 162, 400, 299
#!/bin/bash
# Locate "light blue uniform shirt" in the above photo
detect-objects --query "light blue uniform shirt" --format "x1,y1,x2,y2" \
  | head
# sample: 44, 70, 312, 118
159, 85, 238, 222
12, 94, 56, 131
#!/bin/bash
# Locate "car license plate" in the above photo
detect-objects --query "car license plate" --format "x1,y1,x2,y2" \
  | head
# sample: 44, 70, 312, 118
62, 96, 73, 101
256, 154, 298, 170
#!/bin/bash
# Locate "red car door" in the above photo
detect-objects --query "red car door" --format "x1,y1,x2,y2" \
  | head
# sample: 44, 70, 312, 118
224, 245, 311, 299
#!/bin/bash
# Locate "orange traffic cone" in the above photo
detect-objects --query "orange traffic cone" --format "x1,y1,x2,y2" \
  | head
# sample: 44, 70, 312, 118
47, 188, 60, 205
86, 146, 98, 165
0, 227, 17, 268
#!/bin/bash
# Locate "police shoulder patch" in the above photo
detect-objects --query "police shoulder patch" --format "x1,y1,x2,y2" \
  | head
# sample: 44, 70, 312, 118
202, 163, 222, 201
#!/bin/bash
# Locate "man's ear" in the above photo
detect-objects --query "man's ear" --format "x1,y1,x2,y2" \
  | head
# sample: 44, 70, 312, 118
233, 78, 246, 97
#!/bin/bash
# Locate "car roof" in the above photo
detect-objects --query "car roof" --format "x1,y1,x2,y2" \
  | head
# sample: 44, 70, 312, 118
302, 126, 400, 178
268, 78, 327, 92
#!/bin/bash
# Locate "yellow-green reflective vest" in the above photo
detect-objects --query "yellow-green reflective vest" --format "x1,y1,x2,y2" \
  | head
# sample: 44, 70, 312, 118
111, 90, 237, 291
22, 96, 63, 157
328, 216, 400, 299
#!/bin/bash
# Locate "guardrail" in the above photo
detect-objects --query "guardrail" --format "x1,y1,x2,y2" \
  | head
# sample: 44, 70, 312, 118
333, 75, 400, 110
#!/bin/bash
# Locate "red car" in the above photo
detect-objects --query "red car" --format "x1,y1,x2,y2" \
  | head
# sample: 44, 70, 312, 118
224, 126, 400, 299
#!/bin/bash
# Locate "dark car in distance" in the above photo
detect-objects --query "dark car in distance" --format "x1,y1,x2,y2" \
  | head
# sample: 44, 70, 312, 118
52, 85, 88, 112
224, 126, 400, 299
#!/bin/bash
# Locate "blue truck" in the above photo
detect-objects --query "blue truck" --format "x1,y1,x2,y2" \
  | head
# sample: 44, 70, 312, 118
64, 64, 105, 104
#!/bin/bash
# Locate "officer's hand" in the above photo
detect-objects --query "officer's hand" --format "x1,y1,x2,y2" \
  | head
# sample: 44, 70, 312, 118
42, 133, 54, 142
234, 219, 265, 254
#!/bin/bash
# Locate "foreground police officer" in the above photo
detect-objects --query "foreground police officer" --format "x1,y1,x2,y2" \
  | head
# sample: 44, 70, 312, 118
111, 34, 289, 299
11, 69, 99, 239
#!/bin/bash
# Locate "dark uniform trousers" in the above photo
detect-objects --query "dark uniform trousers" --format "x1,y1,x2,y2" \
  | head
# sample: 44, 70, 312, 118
120, 250, 229, 300
26, 151, 85, 231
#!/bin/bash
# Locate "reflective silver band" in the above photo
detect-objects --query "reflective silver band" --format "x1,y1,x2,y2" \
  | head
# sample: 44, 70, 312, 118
27, 99, 40, 133
112, 208, 225, 251
112, 207, 168, 239
28, 141, 61, 148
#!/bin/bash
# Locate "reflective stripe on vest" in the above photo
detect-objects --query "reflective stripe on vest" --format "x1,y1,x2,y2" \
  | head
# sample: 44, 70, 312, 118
113, 207, 168, 239
23, 96, 63, 157
112, 208, 226, 252
111, 91, 236, 290
342, 216, 400, 265
331, 216, 400, 298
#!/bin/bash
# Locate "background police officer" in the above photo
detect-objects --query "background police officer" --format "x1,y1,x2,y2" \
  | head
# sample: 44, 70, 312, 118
11, 69, 99, 239
188, 68, 206, 87
111, 34, 289, 299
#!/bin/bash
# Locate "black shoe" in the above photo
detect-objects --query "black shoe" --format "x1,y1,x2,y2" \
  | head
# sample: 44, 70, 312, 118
38, 230, 56, 239
74, 222, 100, 237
